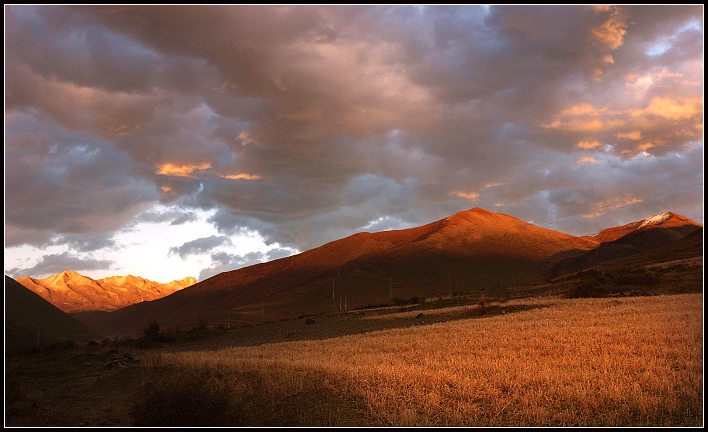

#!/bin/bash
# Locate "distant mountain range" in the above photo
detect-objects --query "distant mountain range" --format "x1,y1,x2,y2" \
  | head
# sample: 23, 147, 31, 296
16, 272, 196, 313
33, 207, 697, 339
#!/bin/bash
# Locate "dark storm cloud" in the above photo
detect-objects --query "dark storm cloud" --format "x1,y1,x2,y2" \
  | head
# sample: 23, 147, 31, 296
50, 234, 117, 253
168, 235, 232, 258
4, 5, 703, 277
5, 112, 158, 247
6, 252, 114, 280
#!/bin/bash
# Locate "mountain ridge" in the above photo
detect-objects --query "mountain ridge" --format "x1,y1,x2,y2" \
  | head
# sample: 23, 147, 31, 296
16, 271, 197, 313
584, 211, 700, 243
66, 207, 701, 338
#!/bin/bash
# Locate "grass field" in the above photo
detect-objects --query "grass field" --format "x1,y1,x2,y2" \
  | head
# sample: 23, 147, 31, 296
5, 292, 703, 427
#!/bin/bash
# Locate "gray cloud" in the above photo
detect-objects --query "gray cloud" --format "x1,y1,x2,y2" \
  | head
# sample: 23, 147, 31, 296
135, 207, 198, 226
199, 251, 269, 281
6, 252, 114, 280
168, 235, 232, 258
5, 5, 703, 280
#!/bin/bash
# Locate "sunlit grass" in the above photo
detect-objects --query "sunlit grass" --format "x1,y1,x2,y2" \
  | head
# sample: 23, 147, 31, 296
149, 293, 702, 426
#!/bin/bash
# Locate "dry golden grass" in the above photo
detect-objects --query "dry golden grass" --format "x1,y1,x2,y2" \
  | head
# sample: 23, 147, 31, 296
152, 293, 703, 426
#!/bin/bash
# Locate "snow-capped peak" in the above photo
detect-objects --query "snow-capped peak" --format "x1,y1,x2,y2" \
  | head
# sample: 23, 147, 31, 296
638, 212, 672, 228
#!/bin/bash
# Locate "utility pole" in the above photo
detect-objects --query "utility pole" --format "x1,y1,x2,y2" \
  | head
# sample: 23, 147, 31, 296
597, 247, 604, 277
449, 261, 452, 297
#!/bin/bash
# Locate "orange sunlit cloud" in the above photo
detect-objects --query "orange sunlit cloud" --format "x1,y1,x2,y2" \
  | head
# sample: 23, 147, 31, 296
156, 162, 212, 177
574, 156, 597, 168
542, 118, 610, 132
483, 182, 509, 189
641, 96, 702, 121
576, 139, 601, 149
543, 103, 624, 131
625, 71, 683, 88
559, 103, 609, 116
160, 186, 172, 193
221, 173, 262, 180
238, 131, 256, 146
637, 142, 656, 151
581, 195, 643, 218
453, 191, 480, 200
615, 131, 642, 140
591, 6, 628, 50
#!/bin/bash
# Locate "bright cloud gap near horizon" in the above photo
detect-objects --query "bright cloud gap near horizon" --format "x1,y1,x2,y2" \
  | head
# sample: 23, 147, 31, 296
4, 5, 703, 283
5, 205, 300, 283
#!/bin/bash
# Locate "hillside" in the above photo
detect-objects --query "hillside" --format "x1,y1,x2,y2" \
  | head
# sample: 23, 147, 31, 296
16, 271, 196, 313
71, 208, 603, 337
552, 212, 702, 276
55, 208, 702, 338
5, 275, 99, 354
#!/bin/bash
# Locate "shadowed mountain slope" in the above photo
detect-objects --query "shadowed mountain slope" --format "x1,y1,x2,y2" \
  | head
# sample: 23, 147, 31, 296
552, 212, 702, 276
583, 212, 698, 243
72, 208, 602, 337
586, 226, 703, 274
5, 275, 99, 354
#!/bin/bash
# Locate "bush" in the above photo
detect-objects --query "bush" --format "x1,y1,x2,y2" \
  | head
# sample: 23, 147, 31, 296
409, 296, 425, 305
42, 340, 76, 354
614, 272, 660, 287
131, 367, 244, 426
144, 321, 161, 341
564, 282, 609, 299
137, 321, 176, 348
196, 317, 209, 330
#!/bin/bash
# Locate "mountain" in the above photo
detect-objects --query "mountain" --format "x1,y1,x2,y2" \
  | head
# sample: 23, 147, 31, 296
5, 275, 99, 355
64, 208, 702, 338
587, 226, 703, 273
552, 212, 703, 276
583, 212, 698, 243
71, 207, 602, 336
16, 271, 196, 313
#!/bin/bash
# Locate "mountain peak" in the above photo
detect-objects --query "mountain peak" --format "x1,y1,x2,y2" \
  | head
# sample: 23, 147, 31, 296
18, 272, 197, 313
589, 211, 701, 243
638, 212, 672, 228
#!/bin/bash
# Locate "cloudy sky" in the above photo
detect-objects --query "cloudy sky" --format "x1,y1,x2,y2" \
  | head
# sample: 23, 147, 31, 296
4, 5, 703, 283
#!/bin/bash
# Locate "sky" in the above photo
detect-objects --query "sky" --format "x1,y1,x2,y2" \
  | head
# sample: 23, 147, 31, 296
4, 5, 704, 284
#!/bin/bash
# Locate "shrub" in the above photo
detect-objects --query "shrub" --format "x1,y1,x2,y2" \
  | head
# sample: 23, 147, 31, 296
196, 317, 209, 330
42, 340, 76, 354
564, 282, 609, 299
137, 321, 176, 348
614, 272, 660, 287
131, 367, 244, 426
409, 296, 425, 305
144, 321, 161, 341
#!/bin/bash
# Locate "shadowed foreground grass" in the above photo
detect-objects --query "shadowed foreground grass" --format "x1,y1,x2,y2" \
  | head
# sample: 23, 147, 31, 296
5, 293, 702, 426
